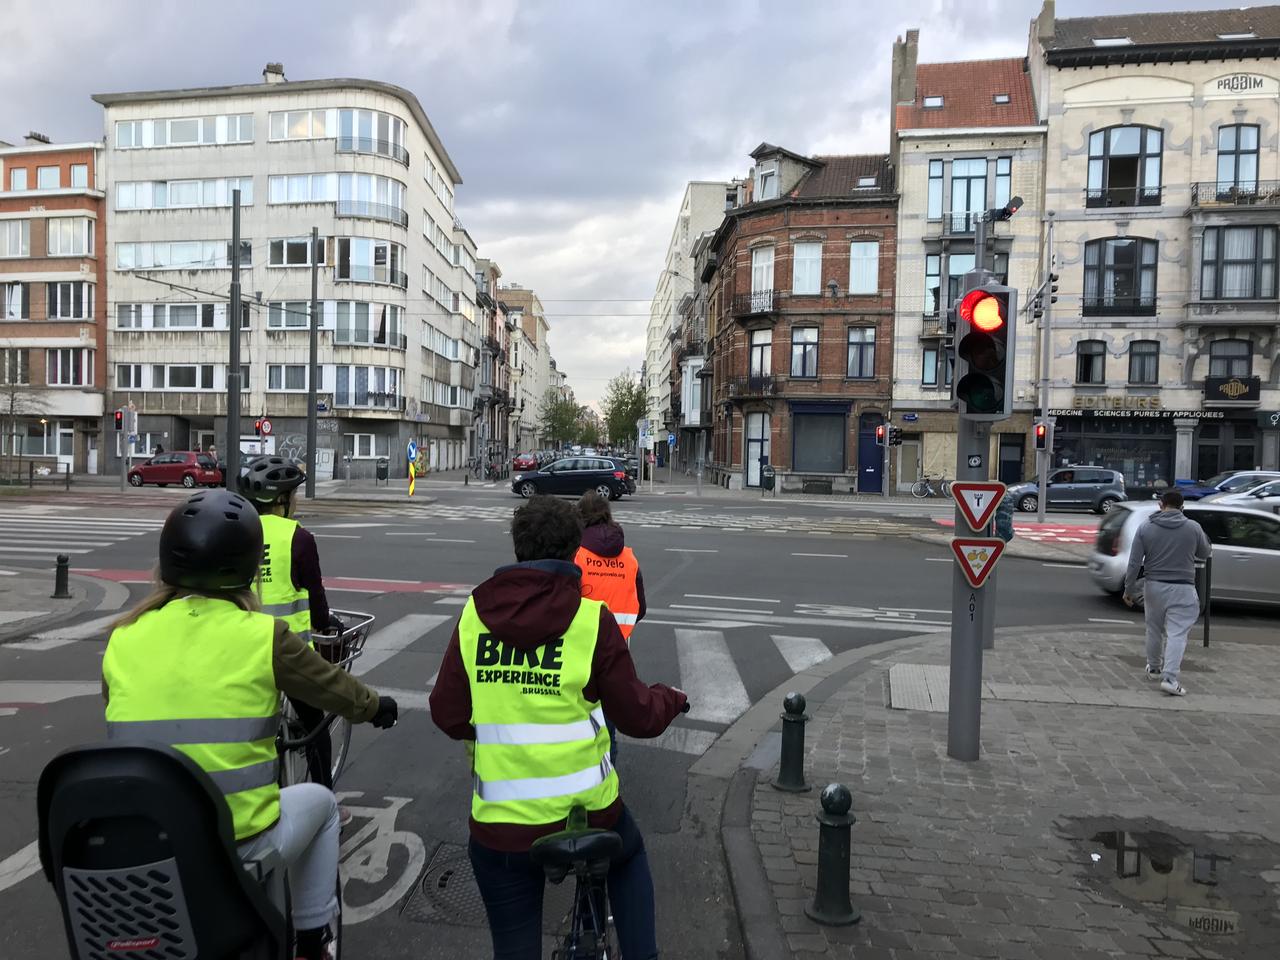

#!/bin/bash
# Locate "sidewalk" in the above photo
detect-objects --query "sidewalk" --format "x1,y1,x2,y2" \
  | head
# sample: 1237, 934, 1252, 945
734, 624, 1280, 959
0, 568, 128, 642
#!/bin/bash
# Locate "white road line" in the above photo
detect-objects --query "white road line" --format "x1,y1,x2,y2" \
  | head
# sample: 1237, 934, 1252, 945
372, 685, 431, 712
0, 515, 162, 528
0, 570, 19, 576
672, 603, 774, 615
664, 548, 718, 553
924, 557, 952, 563
0, 611, 47, 627
619, 725, 719, 756
0, 546, 94, 554
771, 635, 833, 674
386, 532, 439, 536
313, 534, 361, 539
428, 538, 478, 543
309, 523, 391, 529
0, 680, 100, 703
675, 628, 750, 725
434, 596, 468, 605
791, 552, 848, 559
1043, 562, 1087, 569
17, 613, 122, 647
1089, 617, 1137, 625
352, 614, 452, 677
0, 841, 40, 893
685, 594, 779, 604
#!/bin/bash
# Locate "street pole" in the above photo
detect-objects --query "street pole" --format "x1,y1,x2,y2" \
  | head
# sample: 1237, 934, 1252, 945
1036, 213, 1056, 525
305, 226, 319, 499
226, 189, 243, 487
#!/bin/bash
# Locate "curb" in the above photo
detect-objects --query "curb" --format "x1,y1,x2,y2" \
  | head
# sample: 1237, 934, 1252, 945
0, 571, 121, 644
909, 529, 1091, 563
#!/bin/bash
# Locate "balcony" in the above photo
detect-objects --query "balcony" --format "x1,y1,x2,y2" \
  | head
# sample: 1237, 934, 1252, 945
336, 199, 409, 228
1181, 299, 1280, 327
730, 290, 777, 319
727, 375, 777, 399
336, 136, 410, 167
1190, 180, 1280, 208
1082, 295, 1157, 317
929, 211, 1011, 238
677, 340, 706, 362
920, 314, 946, 339
333, 391, 406, 412
482, 334, 502, 355
336, 266, 408, 288
334, 332, 408, 350
1084, 186, 1162, 209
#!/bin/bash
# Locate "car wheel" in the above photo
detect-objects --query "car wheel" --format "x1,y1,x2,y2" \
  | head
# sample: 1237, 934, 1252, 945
1097, 496, 1119, 514
519, 481, 538, 498
1018, 494, 1038, 512
181, 474, 196, 488
128, 474, 143, 487
595, 483, 614, 501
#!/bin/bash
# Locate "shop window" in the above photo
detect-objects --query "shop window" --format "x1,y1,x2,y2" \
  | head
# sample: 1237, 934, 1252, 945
1086, 125, 1162, 207
1076, 340, 1106, 384
793, 414, 845, 473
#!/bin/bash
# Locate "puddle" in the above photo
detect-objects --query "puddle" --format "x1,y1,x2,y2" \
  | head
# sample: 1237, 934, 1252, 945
1065, 817, 1280, 954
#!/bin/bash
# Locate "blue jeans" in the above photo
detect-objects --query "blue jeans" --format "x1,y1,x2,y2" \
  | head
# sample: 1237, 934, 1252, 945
468, 805, 658, 959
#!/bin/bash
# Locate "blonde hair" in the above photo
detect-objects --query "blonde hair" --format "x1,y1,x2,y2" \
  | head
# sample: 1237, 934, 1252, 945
110, 568, 262, 631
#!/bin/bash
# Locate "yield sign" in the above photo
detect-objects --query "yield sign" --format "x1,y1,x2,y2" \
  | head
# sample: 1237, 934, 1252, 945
951, 481, 1007, 532
950, 538, 1006, 588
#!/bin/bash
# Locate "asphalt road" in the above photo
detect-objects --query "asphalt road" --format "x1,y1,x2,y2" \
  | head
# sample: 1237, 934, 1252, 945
1, 485, 1275, 958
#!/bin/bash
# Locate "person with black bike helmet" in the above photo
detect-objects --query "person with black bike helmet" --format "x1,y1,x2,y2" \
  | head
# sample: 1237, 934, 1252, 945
103, 489, 398, 960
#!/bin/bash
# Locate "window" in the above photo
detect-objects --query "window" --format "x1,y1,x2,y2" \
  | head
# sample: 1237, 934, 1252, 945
1076, 340, 1106, 384
343, 433, 392, 459
1201, 226, 1277, 299
749, 329, 771, 377
1087, 125, 1162, 207
335, 237, 404, 285
118, 177, 253, 210
856, 176, 877, 189
994, 157, 1011, 209
849, 241, 878, 294
9, 168, 27, 191
116, 363, 142, 389
949, 158, 986, 232
337, 173, 407, 222
166, 304, 198, 328
46, 282, 93, 319
1128, 341, 1159, 384
37, 166, 59, 190
1093, 36, 1132, 46
269, 236, 325, 267
1209, 339, 1252, 378
268, 302, 311, 328
1083, 238, 1157, 315
115, 240, 251, 270
755, 161, 778, 201
924, 255, 941, 317
921, 345, 952, 387
47, 218, 93, 256
334, 110, 407, 162
790, 327, 818, 378
225, 365, 250, 390
993, 93, 1011, 104
847, 327, 875, 379
1, 348, 30, 384
117, 304, 142, 329
1, 282, 29, 320
268, 364, 309, 391
750, 246, 774, 306
268, 173, 336, 205
0, 220, 29, 257
927, 160, 943, 219
70, 164, 88, 188
923, 95, 944, 108
46, 348, 93, 386
792, 242, 822, 295
1216, 125, 1260, 196
150, 364, 214, 390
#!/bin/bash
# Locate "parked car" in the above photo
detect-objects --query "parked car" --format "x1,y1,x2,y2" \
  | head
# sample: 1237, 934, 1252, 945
1089, 501, 1280, 607
512, 452, 539, 472
1202, 478, 1280, 515
511, 457, 631, 500
1181, 470, 1280, 501
1007, 466, 1127, 514
127, 451, 223, 489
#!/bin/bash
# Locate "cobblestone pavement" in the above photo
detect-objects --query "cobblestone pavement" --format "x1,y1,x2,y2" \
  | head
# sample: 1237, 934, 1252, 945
751, 628, 1280, 958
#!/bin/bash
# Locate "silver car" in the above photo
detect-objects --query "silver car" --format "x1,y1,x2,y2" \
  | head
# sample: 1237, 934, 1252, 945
1089, 501, 1280, 606
1198, 475, 1280, 509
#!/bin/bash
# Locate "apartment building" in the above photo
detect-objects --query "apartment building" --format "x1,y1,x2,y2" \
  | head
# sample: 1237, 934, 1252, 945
0, 136, 107, 475
94, 63, 476, 479
888, 32, 1046, 490
1029, 2, 1280, 481
475, 257, 512, 466
500, 283, 554, 447
705, 144, 897, 492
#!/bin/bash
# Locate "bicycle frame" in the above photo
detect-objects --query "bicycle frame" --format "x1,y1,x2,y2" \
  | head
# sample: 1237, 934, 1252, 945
557, 865, 614, 959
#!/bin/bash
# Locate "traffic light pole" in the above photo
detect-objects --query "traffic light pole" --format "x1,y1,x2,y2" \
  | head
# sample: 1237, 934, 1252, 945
1036, 213, 1056, 525
226, 189, 243, 488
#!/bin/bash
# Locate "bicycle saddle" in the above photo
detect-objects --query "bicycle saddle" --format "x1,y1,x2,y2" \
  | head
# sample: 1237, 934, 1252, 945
531, 829, 622, 870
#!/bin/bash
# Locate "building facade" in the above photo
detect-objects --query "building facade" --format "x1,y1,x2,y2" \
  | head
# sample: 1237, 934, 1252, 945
500, 283, 556, 447
0, 136, 107, 475
1028, 2, 1280, 481
474, 257, 512, 469
889, 33, 1047, 490
94, 64, 477, 480
706, 144, 897, 492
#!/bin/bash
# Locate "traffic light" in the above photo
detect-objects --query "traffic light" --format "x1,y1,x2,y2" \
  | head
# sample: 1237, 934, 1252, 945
875, 424, 886, 446
1034, 421, 1048, 450
887, 426, 903, 447
954, 283, 1017, 421
1031, 272, 1059, 321
113, 409, 124, 432
254, 418, 263, 437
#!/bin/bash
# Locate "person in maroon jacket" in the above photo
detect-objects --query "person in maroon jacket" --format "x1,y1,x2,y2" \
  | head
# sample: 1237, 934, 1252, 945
430, 496, 686, 959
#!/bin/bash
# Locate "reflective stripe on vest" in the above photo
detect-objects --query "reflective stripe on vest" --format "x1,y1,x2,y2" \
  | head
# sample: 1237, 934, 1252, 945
258, 515, 311, 640
103, 596, 281, 841
460, 595, 619, 826
574, 545, 641, 640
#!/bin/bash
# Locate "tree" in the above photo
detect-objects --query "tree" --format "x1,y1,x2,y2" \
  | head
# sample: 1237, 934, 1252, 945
601, 371, 647, 447
0, 378, 47, 482
577, 420, 601, 448
538, 389, 583, 447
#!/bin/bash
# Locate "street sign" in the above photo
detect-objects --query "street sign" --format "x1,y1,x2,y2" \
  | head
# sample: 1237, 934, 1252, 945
667, 432, 675, 446
967, 454, 983, 469
259, 418, 273, 436
951, 481, 1007, 532
949, 537, 1006, 589
407, 439, 418, 462
902, 413, 919, 422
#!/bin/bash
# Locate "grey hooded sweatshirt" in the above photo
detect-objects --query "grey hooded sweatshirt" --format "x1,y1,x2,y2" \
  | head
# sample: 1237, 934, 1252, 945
1124, 508, 1211, 596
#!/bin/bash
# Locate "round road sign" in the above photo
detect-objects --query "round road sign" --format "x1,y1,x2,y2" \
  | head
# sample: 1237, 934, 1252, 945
260, 418, 273, 436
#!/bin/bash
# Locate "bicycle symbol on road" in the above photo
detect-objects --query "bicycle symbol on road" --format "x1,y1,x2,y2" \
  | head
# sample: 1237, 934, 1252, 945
336, 792, 427, 924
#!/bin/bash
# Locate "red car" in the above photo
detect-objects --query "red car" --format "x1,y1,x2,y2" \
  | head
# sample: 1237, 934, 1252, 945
128, 451, 223, 489
512, 452, 539, 472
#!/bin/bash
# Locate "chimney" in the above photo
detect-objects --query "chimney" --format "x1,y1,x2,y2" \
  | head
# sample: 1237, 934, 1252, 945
1036, 1, 1055, 44
24, 131, 51, 145
892, 30, 919, 107
262, 63, 286, 84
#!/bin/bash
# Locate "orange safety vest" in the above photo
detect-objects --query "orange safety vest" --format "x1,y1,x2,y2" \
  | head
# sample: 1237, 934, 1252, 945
574, 544, 641, 641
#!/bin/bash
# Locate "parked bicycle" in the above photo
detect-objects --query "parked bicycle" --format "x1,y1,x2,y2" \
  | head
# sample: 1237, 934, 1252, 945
910, 474, 952, 499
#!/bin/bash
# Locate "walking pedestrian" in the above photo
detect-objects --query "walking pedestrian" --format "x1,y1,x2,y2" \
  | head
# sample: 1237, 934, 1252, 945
1124, 488, 1210, 696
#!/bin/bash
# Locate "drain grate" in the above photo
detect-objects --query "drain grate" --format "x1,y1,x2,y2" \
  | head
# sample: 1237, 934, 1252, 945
401, 842, 576, 932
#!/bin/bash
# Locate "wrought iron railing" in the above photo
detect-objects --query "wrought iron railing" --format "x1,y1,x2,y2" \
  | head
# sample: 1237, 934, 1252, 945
730, 290, 776, 317
1190, 180, 1280, 207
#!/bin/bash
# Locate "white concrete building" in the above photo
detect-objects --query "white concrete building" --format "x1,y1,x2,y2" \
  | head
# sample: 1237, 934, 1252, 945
94, 63, 478, 479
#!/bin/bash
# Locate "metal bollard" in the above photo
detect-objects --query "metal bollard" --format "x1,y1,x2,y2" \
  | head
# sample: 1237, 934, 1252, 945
51, 554, 72, 600
805, 783, 860, 926
773, 691, 810, 792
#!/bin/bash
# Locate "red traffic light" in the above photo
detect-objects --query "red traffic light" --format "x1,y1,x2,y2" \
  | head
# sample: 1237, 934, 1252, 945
254, 419, 263, 436
959, 290, 1004, 333
875, 424, 887, 445
113, 410, 124, 430
1034, 423, 1046, 440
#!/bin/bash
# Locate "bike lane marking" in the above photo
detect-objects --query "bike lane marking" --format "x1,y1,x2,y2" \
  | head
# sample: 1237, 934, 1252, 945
0, 841, 41, 893
335, 793, 428, 925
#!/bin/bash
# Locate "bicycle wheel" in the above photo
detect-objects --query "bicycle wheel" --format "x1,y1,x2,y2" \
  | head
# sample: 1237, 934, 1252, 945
329, 716, 352, 785
910, 479, 930, 499
939, 480, 953, 497
278, 700, 310, 788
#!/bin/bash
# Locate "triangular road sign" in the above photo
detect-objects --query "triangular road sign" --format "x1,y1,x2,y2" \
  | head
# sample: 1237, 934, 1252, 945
951, 481, 1007, 532
949, 537, 1006, 588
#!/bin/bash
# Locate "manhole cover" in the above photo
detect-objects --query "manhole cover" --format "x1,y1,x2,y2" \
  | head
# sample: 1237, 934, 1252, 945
401, 842, 575, 932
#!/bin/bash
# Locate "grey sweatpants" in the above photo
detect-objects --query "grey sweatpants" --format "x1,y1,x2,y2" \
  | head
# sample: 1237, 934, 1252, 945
1143, 580, 1199, 684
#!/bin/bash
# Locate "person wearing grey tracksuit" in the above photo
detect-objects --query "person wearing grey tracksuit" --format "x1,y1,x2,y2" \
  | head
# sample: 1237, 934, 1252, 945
1124, 488, 1211, 696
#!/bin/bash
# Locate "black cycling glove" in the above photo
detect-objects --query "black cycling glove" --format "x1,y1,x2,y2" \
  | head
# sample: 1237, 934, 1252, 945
370, 696, 398, 729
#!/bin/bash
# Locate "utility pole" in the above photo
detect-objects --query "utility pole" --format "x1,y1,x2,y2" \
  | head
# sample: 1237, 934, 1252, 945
1036, 213, 1056, 524
305, 226, 319, 499
226, 189, 243, 487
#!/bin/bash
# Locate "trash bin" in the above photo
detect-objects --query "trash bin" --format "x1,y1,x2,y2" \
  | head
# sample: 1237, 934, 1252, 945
375, 457, 389, 483
761, 463, 776, 491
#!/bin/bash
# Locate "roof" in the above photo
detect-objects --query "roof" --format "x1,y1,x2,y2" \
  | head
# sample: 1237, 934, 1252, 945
750, 142, 820, 167
791, 154, 894, 199
895, 58, 1036, 131
92, 77, 461, 184
1044, 5, 1280, 65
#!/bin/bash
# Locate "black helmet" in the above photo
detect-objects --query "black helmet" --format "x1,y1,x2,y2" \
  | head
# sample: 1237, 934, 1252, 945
159, 490, 263, 591
237, 455, 305, 504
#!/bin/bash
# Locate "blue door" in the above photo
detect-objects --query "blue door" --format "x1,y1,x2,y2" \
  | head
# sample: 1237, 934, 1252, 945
857, 413, 883, 493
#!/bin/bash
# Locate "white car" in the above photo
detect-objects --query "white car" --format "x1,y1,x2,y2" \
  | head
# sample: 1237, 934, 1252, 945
1089, 501, 1280, 607
1199, 478, 1280, 515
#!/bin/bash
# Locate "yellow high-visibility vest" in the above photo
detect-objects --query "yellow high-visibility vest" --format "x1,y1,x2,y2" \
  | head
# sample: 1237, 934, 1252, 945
258, 514, 311, 640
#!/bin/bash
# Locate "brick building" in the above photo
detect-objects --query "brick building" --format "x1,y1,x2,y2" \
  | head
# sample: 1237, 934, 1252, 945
0, 136, 107, 476
705, 144, 897, 492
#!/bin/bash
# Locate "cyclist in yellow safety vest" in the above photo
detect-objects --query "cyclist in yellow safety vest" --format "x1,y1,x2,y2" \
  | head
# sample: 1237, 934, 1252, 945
430, 495, 687, 958
102, 489, 399, 960
238, 455, 338, 789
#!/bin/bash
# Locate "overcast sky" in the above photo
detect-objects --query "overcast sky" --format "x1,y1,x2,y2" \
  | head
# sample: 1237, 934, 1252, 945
0, 0, 1245, 408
